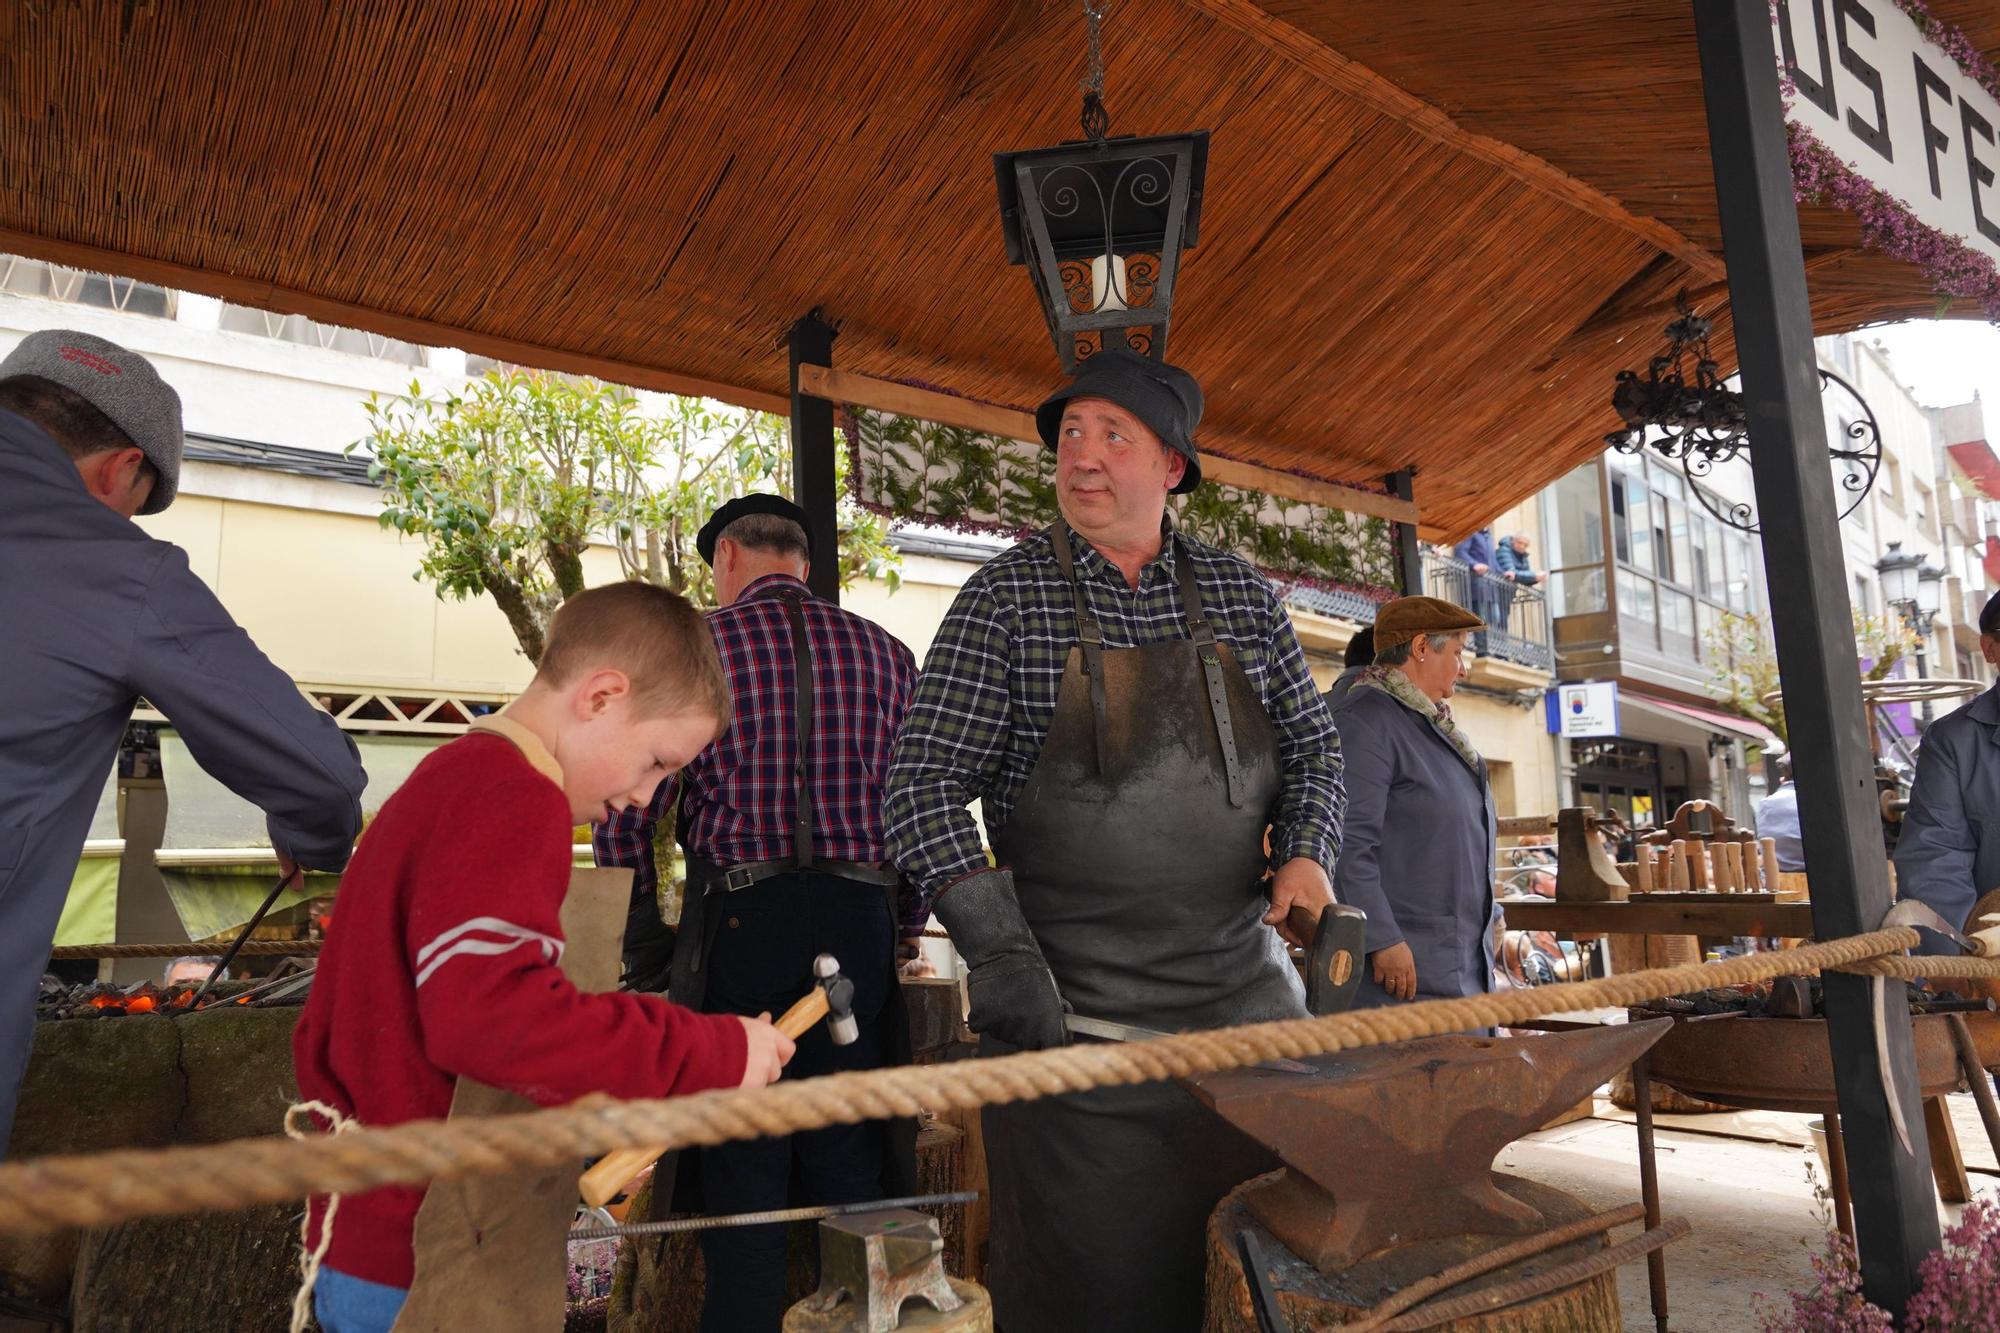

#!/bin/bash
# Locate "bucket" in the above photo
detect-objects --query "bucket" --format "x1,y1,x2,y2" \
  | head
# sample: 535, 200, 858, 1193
1808, 1117, 1831, 1180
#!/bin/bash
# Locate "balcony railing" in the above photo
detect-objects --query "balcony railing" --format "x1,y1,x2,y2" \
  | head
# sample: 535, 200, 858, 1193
1425, 554, 1554, 671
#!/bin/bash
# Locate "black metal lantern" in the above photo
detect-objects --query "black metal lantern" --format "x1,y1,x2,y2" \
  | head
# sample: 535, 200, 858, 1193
1603, 290, 1882, 533
993, 3, 1208, 371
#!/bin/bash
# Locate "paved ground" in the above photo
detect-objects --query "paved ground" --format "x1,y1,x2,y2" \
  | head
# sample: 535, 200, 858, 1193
1501, 1099, 1999, 1330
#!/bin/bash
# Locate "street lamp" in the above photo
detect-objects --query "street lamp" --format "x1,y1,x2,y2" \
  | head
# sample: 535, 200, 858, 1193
992, 2, 1209, 371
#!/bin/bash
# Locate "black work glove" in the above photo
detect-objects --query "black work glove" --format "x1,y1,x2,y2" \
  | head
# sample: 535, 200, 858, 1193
932, 867, 1068, 1051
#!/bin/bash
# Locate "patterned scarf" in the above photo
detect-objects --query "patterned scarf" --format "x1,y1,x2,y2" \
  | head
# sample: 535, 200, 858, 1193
1354, 665, 1483, 772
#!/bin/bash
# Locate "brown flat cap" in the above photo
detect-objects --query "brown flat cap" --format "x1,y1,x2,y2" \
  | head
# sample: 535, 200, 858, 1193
1372, 595, 1483, 652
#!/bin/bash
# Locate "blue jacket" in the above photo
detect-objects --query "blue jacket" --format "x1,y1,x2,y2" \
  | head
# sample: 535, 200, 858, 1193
1895, 683, 2000, 950
1329, 684, 1500, 1005
1495, 540, 1539, 586
1452, 529, 1497, 573
0, 408, 365, 1145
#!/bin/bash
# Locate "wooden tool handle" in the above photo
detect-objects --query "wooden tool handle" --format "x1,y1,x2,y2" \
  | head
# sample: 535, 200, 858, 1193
775, 984, 831, 1041
579, 983, 834, 1207
1285, 904, 1321, 943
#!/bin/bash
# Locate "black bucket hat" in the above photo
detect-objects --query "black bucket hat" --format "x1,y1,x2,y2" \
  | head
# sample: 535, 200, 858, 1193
1034, 347, 1204, 494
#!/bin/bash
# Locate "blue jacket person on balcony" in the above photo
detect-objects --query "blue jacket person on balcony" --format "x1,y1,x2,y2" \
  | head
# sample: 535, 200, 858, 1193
1330, 596, 1500, 1010
0, 330, 366, 1155
1894, 591, 2000, 953
1452, 526, 1509, 644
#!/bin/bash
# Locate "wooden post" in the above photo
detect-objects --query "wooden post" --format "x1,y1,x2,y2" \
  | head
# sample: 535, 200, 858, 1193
1693, 0, 1939, 1307
789, 310, 840, 604
1387, 469, 1423, 597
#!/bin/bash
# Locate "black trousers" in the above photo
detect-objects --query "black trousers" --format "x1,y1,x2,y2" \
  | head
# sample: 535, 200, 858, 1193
696, 871, 895, 1333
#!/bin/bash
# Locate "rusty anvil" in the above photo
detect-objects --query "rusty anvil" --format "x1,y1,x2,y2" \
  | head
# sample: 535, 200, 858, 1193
1182, 1020, 1671, 1272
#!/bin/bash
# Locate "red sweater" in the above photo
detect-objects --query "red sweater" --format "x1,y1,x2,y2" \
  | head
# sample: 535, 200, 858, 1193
291, 730, 746, 1289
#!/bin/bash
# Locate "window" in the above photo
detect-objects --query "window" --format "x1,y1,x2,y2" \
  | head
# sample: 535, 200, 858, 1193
1542, 463, 1608, 617
216, 303, 425, 367
0, 255, 176, 319
1602, 454, 1760, 666
1853, 575, 1875, 618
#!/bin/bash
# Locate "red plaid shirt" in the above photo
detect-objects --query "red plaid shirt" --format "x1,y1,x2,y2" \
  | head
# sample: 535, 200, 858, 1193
593, 574, 925, 931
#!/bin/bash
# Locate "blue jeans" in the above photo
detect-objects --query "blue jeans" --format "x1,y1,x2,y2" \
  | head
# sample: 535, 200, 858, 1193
314, 1268, 408, 1333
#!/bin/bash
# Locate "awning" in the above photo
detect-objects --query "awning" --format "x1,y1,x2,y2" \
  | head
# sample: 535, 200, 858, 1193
1948, 440, 2000, 501
1619, 693, 1779, 748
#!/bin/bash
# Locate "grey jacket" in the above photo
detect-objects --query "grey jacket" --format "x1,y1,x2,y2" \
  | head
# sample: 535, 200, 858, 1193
1329, 684, 1500, 1005
0, 408, 366, 926
1895, 683, 2000, 950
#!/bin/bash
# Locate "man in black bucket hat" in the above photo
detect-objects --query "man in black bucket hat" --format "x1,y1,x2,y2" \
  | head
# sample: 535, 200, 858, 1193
884, 349, 1344, 1333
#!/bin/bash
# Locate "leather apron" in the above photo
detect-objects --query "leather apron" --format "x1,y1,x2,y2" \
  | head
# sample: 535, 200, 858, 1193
390, 864, 630, 1332
651, 584, 914, 1218
981, 522, 1307, 1333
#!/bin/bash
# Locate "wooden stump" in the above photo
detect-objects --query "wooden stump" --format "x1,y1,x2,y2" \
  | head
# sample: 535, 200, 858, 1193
71, 1205, 302, 1333
608, 1121, 967, 1333
782, 1277, 991, 1332
1203, 1174, 1622, 1332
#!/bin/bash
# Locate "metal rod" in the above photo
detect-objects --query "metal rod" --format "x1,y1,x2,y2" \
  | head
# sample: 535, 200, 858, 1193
1691, 0, 1937, 1310
1346, 1202, 1645, 1332
1946, 1014, 2000, 1167
190, 869, 298, 1006
1629, 1056, 1670, 1333
565, 1190, 978, 1242
1381, 1219, 1690, 1331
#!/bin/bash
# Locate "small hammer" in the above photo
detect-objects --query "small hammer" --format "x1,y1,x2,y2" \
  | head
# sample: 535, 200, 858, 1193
579, 953, 856, 1208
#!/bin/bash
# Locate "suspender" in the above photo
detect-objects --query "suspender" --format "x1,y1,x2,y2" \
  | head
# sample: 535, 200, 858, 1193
1048, 521, 1248, 808
776, 590, 816, 871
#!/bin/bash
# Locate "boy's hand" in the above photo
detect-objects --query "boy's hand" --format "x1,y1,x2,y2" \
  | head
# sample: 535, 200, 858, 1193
736, 1013, 795, 1088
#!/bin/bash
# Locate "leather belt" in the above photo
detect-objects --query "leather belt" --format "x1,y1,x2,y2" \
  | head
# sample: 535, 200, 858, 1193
709, 857, 901, 893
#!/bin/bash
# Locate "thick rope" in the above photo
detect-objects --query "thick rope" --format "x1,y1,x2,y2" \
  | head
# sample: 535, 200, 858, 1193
0, 928, 1918, 1237
48, 940, 320, 959
1831, 955, 2000, 979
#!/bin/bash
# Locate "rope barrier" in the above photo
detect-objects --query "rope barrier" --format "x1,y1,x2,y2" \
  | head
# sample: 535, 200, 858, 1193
0, 927, 1922, 1237
1830, 955, 2000, 979
48, 940, 321, 960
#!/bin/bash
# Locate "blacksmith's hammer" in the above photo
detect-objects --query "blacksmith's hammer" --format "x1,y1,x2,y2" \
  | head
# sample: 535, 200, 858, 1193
1286, 902, 1368, 1016
579, 952, 857, 1208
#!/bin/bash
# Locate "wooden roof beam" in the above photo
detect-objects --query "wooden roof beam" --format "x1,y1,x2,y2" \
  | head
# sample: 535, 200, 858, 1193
798, 363, 1420, 525
1181, 0, 1728, 282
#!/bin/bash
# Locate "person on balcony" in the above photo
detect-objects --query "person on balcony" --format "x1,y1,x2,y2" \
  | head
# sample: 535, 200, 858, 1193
1451, 526, 1501, 651
1328, 596, 1500, 1010
1489, 533, 1539, 652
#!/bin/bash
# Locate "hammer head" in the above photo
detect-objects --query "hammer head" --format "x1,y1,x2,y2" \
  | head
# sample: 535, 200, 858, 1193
1286, 903, 1368, 1015
812, 952, 860, 1046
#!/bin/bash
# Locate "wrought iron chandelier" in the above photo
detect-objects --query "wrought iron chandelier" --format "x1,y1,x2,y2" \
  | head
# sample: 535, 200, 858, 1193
1603, 290, 1882, 533
992, 2, 1209, 371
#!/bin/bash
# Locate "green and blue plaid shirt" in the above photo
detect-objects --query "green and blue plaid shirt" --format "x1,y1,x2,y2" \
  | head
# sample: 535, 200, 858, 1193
884, 526, 1344, 895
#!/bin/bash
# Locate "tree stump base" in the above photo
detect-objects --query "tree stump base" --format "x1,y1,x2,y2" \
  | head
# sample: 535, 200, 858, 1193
1203, 1173, 1622, 1332
781, 1277, 991, 1332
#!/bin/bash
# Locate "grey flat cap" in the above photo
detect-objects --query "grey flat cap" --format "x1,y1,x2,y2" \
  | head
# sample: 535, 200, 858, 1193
0, 329, 185, 513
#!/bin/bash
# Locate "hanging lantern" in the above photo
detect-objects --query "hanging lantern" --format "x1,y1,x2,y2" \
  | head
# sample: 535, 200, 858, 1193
993, 3, 1208, 371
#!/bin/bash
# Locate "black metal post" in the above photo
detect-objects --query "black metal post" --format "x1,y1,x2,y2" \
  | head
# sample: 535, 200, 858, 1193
789, 309, 840, 604
1386, 469, 1423, 597
1913, 635, 1935, 727
1693, 0, 1939, 1312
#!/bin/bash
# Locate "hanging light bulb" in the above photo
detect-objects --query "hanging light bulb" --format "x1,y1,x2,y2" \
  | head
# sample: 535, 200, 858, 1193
1089, 253, 1129, 312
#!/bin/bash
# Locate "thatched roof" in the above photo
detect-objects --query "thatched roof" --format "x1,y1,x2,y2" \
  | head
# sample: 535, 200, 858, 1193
4, 1, 1995, 537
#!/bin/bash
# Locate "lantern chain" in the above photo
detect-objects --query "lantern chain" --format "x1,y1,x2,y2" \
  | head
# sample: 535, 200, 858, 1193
1080, 1, 1110, 142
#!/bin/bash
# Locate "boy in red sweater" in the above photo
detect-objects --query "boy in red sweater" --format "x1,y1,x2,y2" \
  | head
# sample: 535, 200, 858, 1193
292, 582, 794, 1332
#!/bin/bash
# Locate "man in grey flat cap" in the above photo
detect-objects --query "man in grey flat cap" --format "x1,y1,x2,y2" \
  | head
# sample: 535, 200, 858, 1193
0, 328, 367, 1153
885, 347, 1344, 1333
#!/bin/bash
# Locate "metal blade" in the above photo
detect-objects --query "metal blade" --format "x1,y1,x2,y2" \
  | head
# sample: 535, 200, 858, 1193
1871, 974, 1916, 1158
1236, 1229, 1287, 1333
1881, 899, 1977, 954
1064, 1014, 1174, 1044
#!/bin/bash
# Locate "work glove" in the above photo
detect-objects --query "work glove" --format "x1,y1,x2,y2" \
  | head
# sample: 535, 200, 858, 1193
931, 867, 1068, 1051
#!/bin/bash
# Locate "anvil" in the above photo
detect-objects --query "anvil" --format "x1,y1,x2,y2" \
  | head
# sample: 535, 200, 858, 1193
1183, 1019, 1670, 1272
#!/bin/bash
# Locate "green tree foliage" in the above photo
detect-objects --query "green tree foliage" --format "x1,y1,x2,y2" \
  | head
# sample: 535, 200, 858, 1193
357, 370, 898, 663
1703, 608, 1915, 745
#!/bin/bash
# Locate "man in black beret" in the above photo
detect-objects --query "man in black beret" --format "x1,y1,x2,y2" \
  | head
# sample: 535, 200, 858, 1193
596, 493, 921, 1332
884, 348, 1345, 1332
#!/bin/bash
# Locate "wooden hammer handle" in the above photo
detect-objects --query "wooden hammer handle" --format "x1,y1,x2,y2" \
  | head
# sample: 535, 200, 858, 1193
578, 984, 830, 1207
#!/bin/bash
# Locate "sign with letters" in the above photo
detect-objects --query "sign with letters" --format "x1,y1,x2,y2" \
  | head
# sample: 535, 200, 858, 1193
1545, 681, 1620, 738
1772, 1, 2000, 266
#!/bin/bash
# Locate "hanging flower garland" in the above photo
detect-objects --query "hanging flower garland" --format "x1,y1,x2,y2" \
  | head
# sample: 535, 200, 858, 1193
1773, 1, 2000, 320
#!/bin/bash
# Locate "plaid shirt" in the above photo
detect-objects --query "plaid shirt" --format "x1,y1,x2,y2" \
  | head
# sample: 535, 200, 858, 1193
594, 574, 921, 928
884, 527, 1344, 895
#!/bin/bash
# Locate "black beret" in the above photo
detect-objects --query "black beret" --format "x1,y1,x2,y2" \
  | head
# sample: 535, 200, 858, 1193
696, 493, 811, 567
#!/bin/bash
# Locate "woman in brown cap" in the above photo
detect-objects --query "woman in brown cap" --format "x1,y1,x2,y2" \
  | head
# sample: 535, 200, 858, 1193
1327, 596, 1500, 1007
